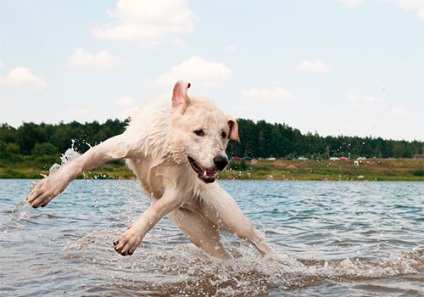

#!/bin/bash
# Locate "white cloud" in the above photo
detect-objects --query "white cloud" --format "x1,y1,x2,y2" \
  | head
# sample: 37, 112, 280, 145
346, 93, 382, 107
242, 87, 296, 101
0, 61, 4, 68
225, 45, 237, 52
342, 0, 424, 20
297, 60, 330, 73
346, 93, 380, 102
392, 107, 407, 117
156, 56, 232, 86
115, 95, 140, 119
91, 0, 198, 47
397, 0, 424, 20
340, 0, 363, 7
0, 67, 47, 88
68, 48, 122, 70
115, 96, 136, 106
170, 37, 188, 49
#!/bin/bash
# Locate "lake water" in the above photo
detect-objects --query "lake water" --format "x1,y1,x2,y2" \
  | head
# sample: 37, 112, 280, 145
0, 179, 423, 296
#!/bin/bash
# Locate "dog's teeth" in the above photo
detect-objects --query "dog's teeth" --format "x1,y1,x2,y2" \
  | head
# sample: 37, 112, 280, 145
203, 170, 207, 176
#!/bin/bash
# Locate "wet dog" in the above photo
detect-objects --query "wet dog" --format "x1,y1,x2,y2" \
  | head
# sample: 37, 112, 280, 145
28, 81, 272, 259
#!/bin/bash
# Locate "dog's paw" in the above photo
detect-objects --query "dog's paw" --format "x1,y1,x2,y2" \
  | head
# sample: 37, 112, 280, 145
113, 227, 142, 256
27, 176, 67, 208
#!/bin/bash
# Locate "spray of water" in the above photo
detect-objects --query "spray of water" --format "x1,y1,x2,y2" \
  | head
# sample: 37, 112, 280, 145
1, 200, 30, 234
49, 140, 81, 175
61, 228, 424, 296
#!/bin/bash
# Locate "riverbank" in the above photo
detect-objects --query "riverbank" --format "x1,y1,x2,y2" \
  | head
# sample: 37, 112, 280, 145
223, 158, 423, 181
0, 157, 422, 181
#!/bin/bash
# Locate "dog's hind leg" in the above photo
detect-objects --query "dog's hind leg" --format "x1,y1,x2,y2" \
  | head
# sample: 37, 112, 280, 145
168, 208, 232, 259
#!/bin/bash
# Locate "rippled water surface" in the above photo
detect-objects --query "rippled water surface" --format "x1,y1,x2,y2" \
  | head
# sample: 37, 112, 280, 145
1, 180, 423, 296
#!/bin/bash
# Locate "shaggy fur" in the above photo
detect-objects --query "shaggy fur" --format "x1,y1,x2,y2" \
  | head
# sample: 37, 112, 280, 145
28, 81, 272, 259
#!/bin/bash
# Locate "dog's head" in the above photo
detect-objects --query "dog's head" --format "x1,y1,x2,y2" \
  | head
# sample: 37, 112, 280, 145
169, 81, 239, 183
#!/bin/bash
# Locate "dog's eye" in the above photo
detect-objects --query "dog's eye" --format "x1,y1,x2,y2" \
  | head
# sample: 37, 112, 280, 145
194, 130, 205, 137
221, 131, 227, 139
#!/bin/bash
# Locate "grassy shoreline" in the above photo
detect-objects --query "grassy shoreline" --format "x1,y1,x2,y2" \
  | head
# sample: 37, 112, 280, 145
222, 158, 424, 181
1, 157, 422, 181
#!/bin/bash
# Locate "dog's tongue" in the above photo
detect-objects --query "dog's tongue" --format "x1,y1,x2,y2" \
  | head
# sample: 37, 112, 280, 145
199, 169, 217, 183
198, 166, 217, 183
188, 157, 218, 183
204, 169, 217, 178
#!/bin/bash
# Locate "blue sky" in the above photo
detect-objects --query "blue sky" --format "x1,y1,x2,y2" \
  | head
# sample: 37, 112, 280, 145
1, 0, 423, 141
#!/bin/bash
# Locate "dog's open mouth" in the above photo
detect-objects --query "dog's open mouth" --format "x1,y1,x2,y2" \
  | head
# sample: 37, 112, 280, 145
188, 157, 218, 183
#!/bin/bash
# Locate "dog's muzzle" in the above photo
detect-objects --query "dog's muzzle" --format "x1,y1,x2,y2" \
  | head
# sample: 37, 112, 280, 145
188, 156, 228, 183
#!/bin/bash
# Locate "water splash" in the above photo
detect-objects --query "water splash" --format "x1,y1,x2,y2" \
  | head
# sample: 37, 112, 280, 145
1, 200, 30, 234
49, 140, 81, 175
61, 228, 424, 296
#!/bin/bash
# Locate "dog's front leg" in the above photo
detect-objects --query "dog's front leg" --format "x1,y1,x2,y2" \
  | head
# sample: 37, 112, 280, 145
28, 134, 132, 208
113, 189, 181, 256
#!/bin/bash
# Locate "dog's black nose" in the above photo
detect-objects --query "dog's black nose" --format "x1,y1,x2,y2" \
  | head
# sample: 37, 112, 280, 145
213, 156, 228, 171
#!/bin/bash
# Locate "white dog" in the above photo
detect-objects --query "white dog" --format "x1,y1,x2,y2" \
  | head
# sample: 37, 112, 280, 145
28, 81, 272, 259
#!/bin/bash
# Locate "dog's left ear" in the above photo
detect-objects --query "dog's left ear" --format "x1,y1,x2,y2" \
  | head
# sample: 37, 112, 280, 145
227, 116, 240, 142
172, 80, 191, 114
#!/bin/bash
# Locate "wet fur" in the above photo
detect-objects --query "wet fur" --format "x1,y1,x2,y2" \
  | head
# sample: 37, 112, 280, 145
27, 81, 272, 259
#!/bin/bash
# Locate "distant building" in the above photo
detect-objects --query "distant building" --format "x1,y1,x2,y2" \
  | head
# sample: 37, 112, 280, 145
414, 154, 424, 159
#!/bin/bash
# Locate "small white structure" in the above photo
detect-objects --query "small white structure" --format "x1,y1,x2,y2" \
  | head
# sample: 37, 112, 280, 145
354, 160, 359, 166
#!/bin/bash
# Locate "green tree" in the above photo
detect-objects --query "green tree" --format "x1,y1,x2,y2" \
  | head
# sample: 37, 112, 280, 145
0, 123, 18, 143
32, 143, 58, 156
17, 122, 47, 155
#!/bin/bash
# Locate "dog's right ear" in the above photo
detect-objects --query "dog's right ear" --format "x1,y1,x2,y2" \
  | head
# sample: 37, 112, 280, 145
227, 116, 240, 142
172, 80, 191, 115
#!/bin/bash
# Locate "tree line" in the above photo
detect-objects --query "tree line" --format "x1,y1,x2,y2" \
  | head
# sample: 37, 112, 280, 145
231, 119, 423, 159
0, 119, 422, 160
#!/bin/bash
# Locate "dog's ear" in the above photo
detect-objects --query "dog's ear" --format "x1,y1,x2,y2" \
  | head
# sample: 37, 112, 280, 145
227, 116, 240, 142
172, 80, 191, 114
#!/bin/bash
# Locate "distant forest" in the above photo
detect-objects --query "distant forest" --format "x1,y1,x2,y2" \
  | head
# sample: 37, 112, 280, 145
0, 119, 423, 160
